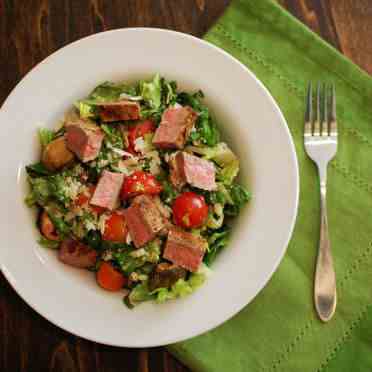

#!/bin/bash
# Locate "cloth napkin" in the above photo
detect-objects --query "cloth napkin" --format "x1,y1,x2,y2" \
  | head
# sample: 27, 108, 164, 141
168, 1, 372, 371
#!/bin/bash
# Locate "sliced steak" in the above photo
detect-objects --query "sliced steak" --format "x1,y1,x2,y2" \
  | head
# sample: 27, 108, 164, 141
98, 100, 140, 122
58, 238, 97, 268
152, 105, 197, 149
148, 263, 187, 291
123, 195, 166, 248
90, 170, 124, 211
163, 228, 207, 272
169, 151, 216, 191
65, 119, 104, 162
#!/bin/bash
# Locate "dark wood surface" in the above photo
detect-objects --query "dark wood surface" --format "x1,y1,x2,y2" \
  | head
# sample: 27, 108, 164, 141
1, 1, 371, 371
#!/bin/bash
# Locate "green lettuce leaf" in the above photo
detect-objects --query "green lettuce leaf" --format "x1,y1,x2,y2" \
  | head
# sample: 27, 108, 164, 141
224, 184, 251, 217
139, 74, 162, 109
204, 227, 230, 266
38, 236, 60, 249
216, 159, 240, 185
38, 128, 55, 147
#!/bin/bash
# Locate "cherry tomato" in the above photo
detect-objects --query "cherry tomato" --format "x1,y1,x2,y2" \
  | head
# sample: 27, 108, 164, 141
103, 211, 128, 243
172, 192, 209, 229
97, 262, 127, 291
75, 185, 105, 214
39, 210, 59, 241
121, 170, 163, 199
127, 120, 156, 153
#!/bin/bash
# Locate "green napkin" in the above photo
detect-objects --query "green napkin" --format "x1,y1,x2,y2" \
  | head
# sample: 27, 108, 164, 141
168, 1, 372, 371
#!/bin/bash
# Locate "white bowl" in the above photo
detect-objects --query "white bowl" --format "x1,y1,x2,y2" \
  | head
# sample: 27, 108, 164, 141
0, 28, 299, 347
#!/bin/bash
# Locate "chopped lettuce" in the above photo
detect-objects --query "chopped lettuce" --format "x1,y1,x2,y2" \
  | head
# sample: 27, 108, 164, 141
26, 162, 53, 177
44, 207, 71, 237
38, 128, 55, 147
177, 90, 220, 146
187, 142, 237, 167
159, 179, 178, 205
25, 177, 51, 206
77, 101, 97, 119
139, 73, 162, 109
204, 227, 230, 266
25, 166, 84, 207
38, 236, 60, 249
125, 282, 155, 308
216, 159, 240, 185
101, 124, 123, 149
224, 184, 251, 217
89, 81, 137, 102
112, 240, 161, 275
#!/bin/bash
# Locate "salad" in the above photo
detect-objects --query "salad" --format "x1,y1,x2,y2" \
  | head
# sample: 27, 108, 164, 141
25, 74, 250, 307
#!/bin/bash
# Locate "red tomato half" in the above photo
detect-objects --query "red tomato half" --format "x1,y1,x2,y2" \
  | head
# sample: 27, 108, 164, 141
172, 192, 209, 229
127, 120, 156, 153
97, 262, 127, 291
103, 211, 128, 243
121, 170, 163, 199
75, 185, 105, 214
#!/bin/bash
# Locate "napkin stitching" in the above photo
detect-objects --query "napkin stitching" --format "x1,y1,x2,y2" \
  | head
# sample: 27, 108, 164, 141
262, 242, 372, 372
214, 25, 372, 151
316, 303, 372, 372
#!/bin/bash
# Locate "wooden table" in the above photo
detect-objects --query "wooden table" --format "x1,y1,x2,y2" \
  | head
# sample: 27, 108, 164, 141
1, 1, 371, 371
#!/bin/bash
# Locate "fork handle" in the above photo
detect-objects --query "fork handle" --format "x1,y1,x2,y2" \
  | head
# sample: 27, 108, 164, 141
314, 179, 337, 322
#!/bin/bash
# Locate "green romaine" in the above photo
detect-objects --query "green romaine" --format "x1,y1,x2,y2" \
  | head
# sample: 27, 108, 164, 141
139, 74, 162, 109
26, 162, 53, 177
125, 282, 155, 308
89, 81, 137, 102
38, 128, 55, 147
38, 236, 60, 249
216, 159, 240, 185
187, 142, 237, 167
224, 184, 251, 217
204, 227, 230, 266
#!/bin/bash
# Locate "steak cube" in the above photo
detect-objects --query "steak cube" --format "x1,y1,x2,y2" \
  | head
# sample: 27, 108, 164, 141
65, 119, 104, 162
152, 105, 197, 149
163, 228, 207, 272
169, 151, 216, 191
90, 170, 124, 211
98, 100, 140, 122
123, 195, 166, 248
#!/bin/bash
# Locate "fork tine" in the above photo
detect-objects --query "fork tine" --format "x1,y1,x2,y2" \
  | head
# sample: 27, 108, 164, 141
330, 83, 337, 136
304, 82, 313, 137
321, 83, 328, 136
313, 82, 321, 136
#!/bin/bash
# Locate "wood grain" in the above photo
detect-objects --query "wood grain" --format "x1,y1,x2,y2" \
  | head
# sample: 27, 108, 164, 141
0, 1, 371, 372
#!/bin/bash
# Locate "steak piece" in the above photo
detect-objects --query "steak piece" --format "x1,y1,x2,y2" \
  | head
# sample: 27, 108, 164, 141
123, 195, 166, 248
90, 170, 124, 211
65, 119, 104, 162
163, 228, 207, 272
98, 100, 140, 122
169, 151, 217, 191
152, 105, 197, 149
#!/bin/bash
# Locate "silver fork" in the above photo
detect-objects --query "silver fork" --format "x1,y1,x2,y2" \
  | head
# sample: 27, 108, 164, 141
304, 82, 337, 322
